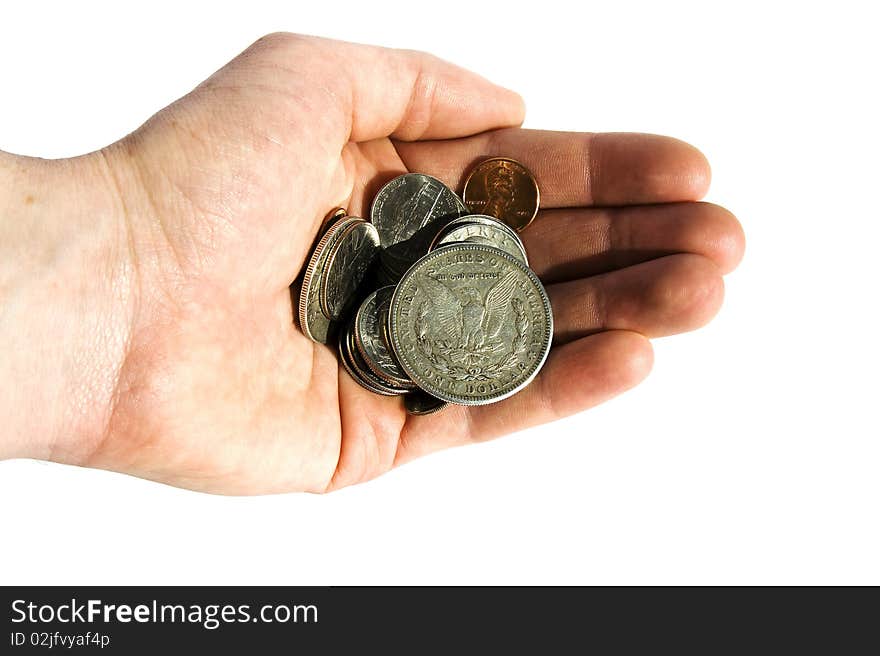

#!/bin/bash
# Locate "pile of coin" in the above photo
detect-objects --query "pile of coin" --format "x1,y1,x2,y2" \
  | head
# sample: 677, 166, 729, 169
297, 157, 552, 415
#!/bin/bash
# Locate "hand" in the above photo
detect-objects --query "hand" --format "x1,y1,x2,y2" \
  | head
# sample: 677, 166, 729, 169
0, 34, 744, 494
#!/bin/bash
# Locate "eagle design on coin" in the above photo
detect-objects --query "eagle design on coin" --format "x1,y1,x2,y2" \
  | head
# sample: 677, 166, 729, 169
416, 270, 519, 356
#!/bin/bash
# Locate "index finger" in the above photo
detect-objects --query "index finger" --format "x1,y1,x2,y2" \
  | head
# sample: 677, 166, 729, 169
394, 129, 711, 208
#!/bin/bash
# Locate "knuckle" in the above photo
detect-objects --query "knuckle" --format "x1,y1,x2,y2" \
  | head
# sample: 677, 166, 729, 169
254, 31, 297, 48
246, 32, 313, 61
397, 47, 438, 65
394, 51, 442, 140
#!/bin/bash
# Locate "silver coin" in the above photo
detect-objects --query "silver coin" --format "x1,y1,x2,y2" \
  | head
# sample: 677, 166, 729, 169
297, 216, 362, 343
320, 219, 380, 320
371, 173, 467, 269
389, 243, 553, 406
347, 320, 410, 396
338, 320, 405, 396
339, 335, 399, 397
371, 173, 467, 247
431, 218, 528, 265
404, 390, 448, 416
437, 214, 522, 242
430, 214, 523, 260
354, 287, 415, 389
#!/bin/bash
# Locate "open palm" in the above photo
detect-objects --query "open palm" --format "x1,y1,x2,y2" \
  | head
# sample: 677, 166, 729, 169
85, 34, 744, 494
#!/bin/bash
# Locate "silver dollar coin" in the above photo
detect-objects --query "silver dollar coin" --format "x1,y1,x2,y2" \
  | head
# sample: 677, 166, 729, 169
320, 219, 380, 320
297, 216, 362, 343
431, 217, 528, 265
389, 243, 553, 406
371, 173, 467, 266
354, 287, 415, 389
437, 214, 522, 241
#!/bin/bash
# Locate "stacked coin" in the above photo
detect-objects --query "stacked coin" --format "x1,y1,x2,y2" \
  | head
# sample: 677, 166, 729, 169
372, 173, 469, 286
429, 214, 528, 265
297, 215, 381, 343
297, 158, 552, 414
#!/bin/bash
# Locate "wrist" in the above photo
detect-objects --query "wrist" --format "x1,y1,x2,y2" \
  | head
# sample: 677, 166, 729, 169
0, 150, 137, 463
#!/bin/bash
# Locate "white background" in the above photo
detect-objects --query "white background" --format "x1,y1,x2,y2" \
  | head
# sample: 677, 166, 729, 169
1, 1, 878, 585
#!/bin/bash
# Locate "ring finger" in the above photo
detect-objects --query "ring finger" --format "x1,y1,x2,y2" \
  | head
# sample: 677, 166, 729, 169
547, 253, 725, 343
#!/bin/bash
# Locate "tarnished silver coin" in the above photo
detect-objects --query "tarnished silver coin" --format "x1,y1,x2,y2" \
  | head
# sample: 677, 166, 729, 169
371, 173, 467, 247
431, 216, 528, 265
354, 287, 415, 389
389, 243, 553, 406
437, 214, 522, 241
338, 320, 406, 396
297, 216, 361, 343
404, 390, 448, 416
349, 319, 411, 396
372, 173, 467, 280
320, 219, 380, 320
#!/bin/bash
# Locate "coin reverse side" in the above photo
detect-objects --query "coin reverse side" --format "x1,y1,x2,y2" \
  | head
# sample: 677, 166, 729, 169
389, 243, 553, 406
371, 173, 467, 247
432, 220, 528, 265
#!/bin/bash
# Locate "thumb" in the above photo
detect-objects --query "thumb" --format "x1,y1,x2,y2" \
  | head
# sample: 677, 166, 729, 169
208, 33, 526, 144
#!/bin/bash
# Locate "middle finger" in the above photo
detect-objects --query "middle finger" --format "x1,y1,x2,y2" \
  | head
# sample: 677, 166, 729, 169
522, 201, 744, 283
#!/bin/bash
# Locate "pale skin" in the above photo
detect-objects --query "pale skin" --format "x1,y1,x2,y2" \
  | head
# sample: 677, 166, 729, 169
0, 34, 744, 494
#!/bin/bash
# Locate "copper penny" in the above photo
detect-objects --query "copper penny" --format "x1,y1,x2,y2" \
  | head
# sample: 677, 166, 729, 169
462, 158, 540, 232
